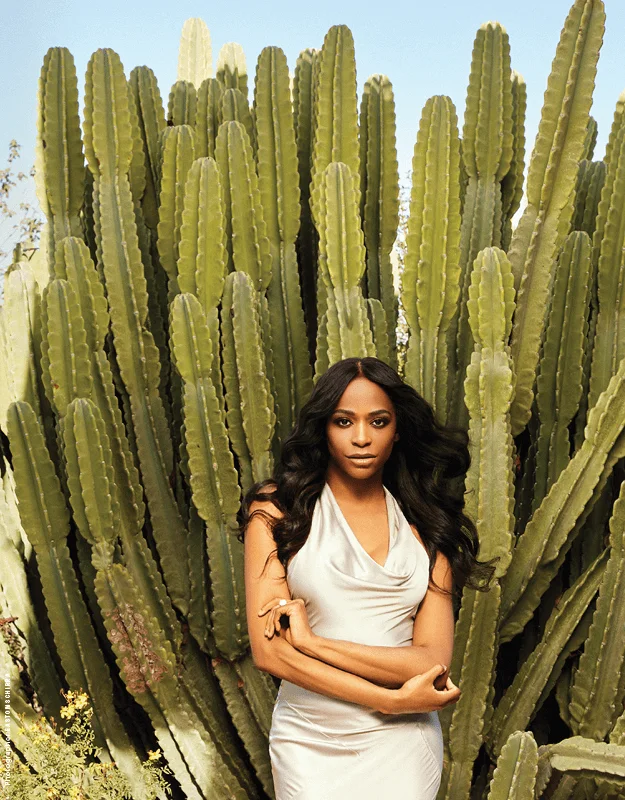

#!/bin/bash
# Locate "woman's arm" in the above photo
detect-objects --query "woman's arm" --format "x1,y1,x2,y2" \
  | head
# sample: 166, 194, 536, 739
244, 498, 397, 714
296, 638, 437, 689
294, 550, 456, 689
257, 628, 398, 713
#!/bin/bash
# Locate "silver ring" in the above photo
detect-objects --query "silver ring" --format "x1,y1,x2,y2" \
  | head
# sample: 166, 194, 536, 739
278, 599, 287, 607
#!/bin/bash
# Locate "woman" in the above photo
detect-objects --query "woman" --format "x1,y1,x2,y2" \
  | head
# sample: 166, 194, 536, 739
239, 357, 496, 800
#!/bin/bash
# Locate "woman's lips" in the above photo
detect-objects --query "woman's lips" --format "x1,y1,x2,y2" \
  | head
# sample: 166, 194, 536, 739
347, 455, 376, 467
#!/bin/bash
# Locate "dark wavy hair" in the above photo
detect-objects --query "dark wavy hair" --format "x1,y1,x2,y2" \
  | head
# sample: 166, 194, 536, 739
237, 356, 497, 596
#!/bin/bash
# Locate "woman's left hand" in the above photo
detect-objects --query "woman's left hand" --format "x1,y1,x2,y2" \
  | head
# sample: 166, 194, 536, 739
258, 597, 315, 651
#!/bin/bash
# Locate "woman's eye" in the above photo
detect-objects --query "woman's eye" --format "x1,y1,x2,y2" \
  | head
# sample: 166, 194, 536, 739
372, 418, 388, 427
334, 418, 350, 427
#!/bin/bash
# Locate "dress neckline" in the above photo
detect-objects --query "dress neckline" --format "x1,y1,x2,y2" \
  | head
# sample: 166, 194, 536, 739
323, 482, 396, 570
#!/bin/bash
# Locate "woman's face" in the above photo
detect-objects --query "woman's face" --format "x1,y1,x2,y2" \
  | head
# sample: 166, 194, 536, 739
325, 376, 399, 480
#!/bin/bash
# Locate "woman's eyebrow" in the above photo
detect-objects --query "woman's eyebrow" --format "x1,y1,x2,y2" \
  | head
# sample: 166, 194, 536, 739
331, 408, 392, 416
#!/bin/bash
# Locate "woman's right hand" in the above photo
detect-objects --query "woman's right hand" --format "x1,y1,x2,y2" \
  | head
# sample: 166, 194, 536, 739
384, 664, 461, 714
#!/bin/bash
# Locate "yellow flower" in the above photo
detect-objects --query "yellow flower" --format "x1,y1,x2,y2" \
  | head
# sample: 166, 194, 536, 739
147, 749, 162, 762
74, 693, 89, 710
60, 704, 76, 720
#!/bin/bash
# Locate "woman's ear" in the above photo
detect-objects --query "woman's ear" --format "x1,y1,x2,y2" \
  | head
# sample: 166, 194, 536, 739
393, 433, 400, 442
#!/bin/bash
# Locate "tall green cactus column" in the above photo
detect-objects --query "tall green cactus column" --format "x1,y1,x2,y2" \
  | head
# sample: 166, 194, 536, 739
401, 95, 462, 422
158, 124, 197, 302
310, 25, 361, 360
314, 162, 375, 375
438, 247, 515, 798
570, 92, 625, 587
6, 400, 153, 799
530, 232, 592, 514
565, 480, 625, 799
170, 291, 276, 797
61, 397, 256, 800
508, 0, 605, 436
254, 46, 313, 445
215, 118, 279, 440
500, 71, 527, 251
35, 47, 85, 266
447, 22, 514, 431
128, 65, 167, 232
177, 17, 212, 87
293, 48, 319, 359
83, 48, 190, 616
359, 74, 400, 368
484, 731, 538, 800
195, 78, 224, 158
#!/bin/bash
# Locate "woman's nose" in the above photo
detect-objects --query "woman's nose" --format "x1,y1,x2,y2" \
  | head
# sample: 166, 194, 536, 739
351, 422, 371, 445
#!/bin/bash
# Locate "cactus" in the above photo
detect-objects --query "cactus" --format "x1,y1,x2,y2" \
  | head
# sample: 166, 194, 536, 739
573, 159, 606, 236
402, 95, 462, 421
254, 46, 313, 444
447, 22, 514, 431
485, 732, 538, 800
310, 25, 360, 225
582, 115, 599, 160
588, 94, 625, 410
537, 737, 625, 793
83, 48, 190, 616
501, 71, 527, 250
222, 87, 255, 151
170, 292, 245, 654
216, 120, 271, 289
507, 0, 605, 436
568, 478, 625, 740
195, 77, 224, 158
500, 353, 625, 639
221, 271, 276, 491
0, 467, 64, 724
489, 549, 608, 758
217, 42, 248, 97
167, 80, 197, 126
438, 248, 515, 796
128, 65, 167, 231
35, 47, 85, 262
359, 75, 400, 368
177, 17, 212, 87
532, 232, 592, 512
6, 400, 152, 798
314, 162, 375, 371
157, 124, 196, 299
293, 48, 320, 357
7, 9, 625, 800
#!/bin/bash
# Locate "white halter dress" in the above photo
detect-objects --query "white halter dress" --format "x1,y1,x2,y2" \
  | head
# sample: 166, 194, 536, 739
268, 482, 444, 800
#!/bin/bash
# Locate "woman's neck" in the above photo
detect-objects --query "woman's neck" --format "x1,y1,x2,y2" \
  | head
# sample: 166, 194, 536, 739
324, 465, 386, 506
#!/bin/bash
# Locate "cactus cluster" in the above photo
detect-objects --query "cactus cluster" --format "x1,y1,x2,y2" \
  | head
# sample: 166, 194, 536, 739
2, 2, 625, 798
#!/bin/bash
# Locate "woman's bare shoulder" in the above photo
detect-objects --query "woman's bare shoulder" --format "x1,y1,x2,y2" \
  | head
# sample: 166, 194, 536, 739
249, 483, 284, 520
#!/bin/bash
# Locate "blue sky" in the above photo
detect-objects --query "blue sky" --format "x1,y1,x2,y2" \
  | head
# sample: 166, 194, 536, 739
2, 0, 625, 222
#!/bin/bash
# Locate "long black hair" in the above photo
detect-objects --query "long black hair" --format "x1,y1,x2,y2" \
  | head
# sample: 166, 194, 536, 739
237, 356, 497, 596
